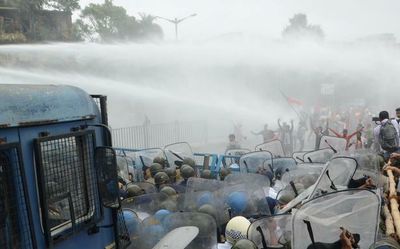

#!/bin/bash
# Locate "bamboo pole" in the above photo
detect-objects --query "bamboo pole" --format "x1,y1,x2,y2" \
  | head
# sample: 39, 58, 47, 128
387, 169, 400, 239
383, 204, 396, 236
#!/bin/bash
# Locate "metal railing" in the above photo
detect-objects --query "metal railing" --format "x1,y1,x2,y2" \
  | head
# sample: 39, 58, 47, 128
112, 121, 208, 149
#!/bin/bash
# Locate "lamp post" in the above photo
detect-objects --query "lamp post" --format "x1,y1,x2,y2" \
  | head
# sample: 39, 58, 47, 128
155, 13, 197, 41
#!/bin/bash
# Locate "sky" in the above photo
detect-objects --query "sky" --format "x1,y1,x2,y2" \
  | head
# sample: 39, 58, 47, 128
78, 0, 400, 41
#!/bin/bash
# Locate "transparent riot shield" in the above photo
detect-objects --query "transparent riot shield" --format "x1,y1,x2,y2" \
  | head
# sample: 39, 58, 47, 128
186, 177, 225, 193
292, 151, 309, 163
296, 162, 325, 170
239, 151, 273, 180
255, 139, 285, 157
223, 174, 271, 218
184, 178, 226, 219
351, 151, 381, 190
225, 173, 271, 202
271, 157, 298, 180
292, 189, 380, 249
247, 214, 292, 249
180, 191, 228, 225
303, 148, 336, 164
121, 192, 176, 220
165, 212, 218, 249
124, 155, 136, 182
275, 167, 323, 205
133, 182, 157, 194
224, 149, 251, 167
308, 157, 358, 200
319, 135, 347, 153
135, 148, 168, 181
136, 212, 218, 249
281, 167, 322, 191
164, 142, 194, 168
117, 155, 130, 184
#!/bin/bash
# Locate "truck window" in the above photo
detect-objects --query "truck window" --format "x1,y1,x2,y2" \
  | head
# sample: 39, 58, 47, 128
35, 131, 101, 241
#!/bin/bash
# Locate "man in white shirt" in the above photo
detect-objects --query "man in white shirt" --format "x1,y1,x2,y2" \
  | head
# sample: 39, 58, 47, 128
374, 111, 400, 159
396, 107, 400, 124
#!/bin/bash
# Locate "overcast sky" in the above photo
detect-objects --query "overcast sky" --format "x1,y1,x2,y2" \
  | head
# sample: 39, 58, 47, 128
78, 0, 400, 41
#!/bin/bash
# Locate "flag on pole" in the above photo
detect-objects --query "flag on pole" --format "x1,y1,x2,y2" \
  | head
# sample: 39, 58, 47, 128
287, 96, 304, 106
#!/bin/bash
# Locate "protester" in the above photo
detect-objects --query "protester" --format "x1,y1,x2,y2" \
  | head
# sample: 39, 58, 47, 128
278, 119, 294, 155
296, 120, 307, 151
310, 118, 325, 150
329, 126, 364, 151
252, 124, 275, 143
396, 107, 400, 124
374, 111, 400, 160
226, 134, 241, 151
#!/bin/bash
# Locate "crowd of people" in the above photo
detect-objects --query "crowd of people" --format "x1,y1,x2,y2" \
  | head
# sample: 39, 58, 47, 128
227, 106, 400, 158
115, 106, 400, 249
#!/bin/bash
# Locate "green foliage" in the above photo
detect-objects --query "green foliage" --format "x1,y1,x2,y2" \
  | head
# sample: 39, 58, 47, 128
78, 0, 163, 42
45, 0, 80, 12
282, 13, 324, 41
0, 32, 27, 44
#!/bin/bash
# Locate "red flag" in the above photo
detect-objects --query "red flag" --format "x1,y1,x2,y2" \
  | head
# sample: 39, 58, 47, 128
287, 96, 303, 106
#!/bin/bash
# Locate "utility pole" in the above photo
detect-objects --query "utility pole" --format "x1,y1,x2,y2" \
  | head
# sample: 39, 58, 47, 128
155, 14, 197, 41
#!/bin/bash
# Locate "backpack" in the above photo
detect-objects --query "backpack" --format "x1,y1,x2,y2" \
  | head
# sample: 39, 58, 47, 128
379, 121, 399, 152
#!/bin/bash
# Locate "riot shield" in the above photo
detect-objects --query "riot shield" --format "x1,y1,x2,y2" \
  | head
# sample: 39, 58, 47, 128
303, 148, 335, 164
156, 212, 218, 249
186, 177, 225, 193
296, 162, 325, 170
255, 139, 285, 157
239, 151, 273, 180
224, 149, 251, 167
117, 155, 130, 184
292, 189, 380, 249
247, 214, 292, 249
223, 174, 271, 218
274, 167, 323, 206
270, 157, 297, 180
308, 157, 358, 200
224, 173, 271, 195
135, 148, 168, 181
183, 178, 228, 225
164, 142, 194, 168
281, 167, 322, 191
121, 192, 176, 220
319, 135, 347, 153
133, 182, 157, 194
351, 151, 381, 190
292, 151, 309, 163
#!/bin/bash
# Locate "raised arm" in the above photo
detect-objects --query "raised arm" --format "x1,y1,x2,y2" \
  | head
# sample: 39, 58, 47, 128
329, 128, 341, 137
290, 120, 294, 132
348, 127, 364, 140
277, 119, 282, 130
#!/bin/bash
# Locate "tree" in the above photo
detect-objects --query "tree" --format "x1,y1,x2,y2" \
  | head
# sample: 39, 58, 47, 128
79, 0, 137, 41
77, 0, 162, 42
45, 0, 80, 12
137, 13, 163, 40
282, 13, 324, 41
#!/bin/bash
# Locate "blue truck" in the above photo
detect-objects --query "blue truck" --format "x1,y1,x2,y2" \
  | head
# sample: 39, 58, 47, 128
0, 84, 128, 249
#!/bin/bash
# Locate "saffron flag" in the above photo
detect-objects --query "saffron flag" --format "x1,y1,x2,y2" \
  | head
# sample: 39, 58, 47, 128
287, 96, 303, 106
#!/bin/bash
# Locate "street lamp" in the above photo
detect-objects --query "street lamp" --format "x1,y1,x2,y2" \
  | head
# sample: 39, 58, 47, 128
155, 13, 197, 41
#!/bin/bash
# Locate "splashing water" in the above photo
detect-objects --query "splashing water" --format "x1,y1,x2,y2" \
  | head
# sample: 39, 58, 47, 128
0, 40, 399, 146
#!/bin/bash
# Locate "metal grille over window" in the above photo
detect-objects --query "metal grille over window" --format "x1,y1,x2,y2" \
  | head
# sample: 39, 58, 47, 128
35, 131, 101, 243
117, 209, 131, 249
0, 143, 36, 249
